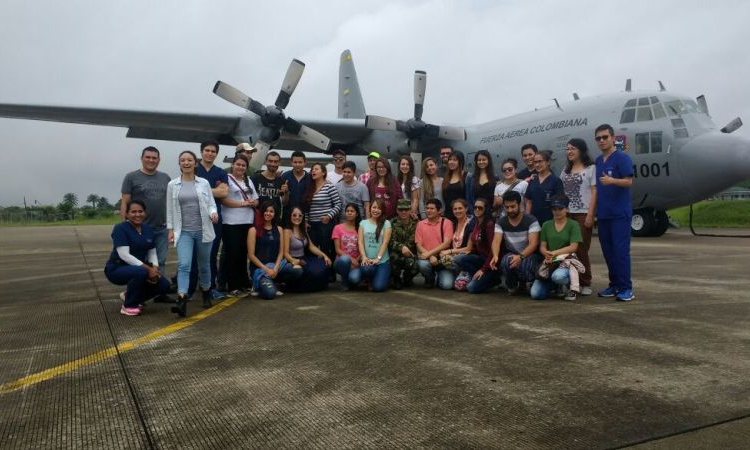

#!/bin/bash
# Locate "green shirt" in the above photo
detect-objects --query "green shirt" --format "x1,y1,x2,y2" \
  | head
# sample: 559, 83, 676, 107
540, 218, 582, 252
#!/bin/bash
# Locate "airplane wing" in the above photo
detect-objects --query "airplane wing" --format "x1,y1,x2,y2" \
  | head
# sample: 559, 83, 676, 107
0, 103, 371, 151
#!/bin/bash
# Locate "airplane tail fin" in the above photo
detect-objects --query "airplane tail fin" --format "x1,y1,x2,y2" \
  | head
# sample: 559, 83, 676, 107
338, 49, 366, 119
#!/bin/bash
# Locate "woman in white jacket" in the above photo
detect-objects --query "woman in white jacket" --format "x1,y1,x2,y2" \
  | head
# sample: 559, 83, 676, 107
167, 150, 218, 316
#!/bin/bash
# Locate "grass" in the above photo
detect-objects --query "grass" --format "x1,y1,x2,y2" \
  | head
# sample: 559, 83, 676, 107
0, 216, 121, 227
668, 200, 750, 228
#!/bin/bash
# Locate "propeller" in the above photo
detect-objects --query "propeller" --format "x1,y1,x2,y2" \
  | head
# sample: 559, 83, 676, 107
721, 117, 743, 134
213, 59, 331, 152
364, 70, 466, 151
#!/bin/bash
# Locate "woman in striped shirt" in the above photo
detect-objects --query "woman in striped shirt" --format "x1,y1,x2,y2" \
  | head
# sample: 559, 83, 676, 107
303, 163, 342, 269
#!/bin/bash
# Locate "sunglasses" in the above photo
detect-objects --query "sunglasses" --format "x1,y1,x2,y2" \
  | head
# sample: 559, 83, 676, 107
474, 205, 485, 210
333, 157, 345, 161
502, 167, 514, 173
595, 135, 610, 142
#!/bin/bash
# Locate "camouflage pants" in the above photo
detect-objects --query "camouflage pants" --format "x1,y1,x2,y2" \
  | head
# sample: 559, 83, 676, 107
390, 253, 419, 279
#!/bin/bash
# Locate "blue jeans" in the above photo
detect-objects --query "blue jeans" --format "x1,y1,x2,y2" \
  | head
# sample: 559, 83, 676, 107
466, 269, 500, 294
152, 226, 169, 272
360, 261, 391, 292
251, 260, 300, 299
105, 264, 170, 307
530, 267, 570, 300
333, 255, 362, 288
453, 253, 485, 274
177, 230, 212, 296
417, 259, 455, 289
500, 253, 542, 290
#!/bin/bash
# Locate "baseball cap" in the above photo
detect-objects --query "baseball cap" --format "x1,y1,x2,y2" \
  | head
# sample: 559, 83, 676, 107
397, 199, 412, 210
367, 151, 380, 159
550, 197, 569, 209
236, 143, 256, 154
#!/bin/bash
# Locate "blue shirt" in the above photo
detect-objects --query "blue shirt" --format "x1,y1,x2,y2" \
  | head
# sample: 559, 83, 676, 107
281, 170, 311, 209
108, 221, 155, 266
524, 173, 563, 225
197, 163, 228, 218
596, 150, 634, 219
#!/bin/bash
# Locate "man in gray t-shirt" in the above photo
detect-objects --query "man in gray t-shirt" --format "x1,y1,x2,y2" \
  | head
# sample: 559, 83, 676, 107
336, 161, 370, 221
121, 146, 171, 270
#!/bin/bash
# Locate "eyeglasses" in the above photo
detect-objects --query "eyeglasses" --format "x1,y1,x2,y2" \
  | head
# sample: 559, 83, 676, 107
440, 152, 451, 157
595, 135, 610, 142
502, 167, 514, 173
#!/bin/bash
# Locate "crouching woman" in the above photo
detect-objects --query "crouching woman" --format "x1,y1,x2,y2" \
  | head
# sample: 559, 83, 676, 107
248, 201, 294, 300
530, 195, 584, 301
358, 199, 392, 292
105, 200, 171, 316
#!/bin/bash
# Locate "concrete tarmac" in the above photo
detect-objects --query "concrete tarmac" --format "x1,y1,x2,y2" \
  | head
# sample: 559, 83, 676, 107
0, 225, 748, 449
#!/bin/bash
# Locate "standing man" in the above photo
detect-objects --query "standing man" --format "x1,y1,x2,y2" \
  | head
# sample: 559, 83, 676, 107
517, 144, 538, 181
358, 151, 380, 185
490, 190, 543, 295
252, 150, 289, 220
327, 149, 347, 184
336, 161, 370, 221
195, 140, 229, 299
120, 146, 171, 283
438, 145, 453, 177
280, 150, 311, 210
389, 198, 419, 289
415, 198, 454, 289
594, 124, 634, 301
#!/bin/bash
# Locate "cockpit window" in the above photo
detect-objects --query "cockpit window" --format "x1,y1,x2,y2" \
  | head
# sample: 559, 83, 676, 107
636, 107, 653, 122
665, 100, 686, 116
683, 99, 700, 113
621, 96, 665, 123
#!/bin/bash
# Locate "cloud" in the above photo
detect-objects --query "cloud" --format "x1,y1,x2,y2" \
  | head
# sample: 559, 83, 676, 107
0, 0, 748, 205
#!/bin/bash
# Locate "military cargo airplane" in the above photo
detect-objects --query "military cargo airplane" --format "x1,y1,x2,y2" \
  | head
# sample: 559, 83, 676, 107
1, 50, 749, 237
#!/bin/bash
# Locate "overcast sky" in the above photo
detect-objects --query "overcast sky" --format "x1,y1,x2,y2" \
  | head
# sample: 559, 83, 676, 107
1, 0, 748, 206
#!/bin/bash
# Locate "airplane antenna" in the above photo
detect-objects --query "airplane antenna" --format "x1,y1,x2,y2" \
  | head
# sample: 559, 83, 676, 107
573, 93, 580, 101
553, 98, 561, 110
625, 79, 632, 92
658, 81, 666, 91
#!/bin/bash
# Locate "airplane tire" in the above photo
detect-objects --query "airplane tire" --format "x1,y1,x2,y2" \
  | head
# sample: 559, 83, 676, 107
631, 208, 656, 237
653, 210, 670, 237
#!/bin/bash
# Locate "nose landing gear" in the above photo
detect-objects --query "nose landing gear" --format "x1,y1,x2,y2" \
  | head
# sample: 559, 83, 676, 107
631, 208, 670, 237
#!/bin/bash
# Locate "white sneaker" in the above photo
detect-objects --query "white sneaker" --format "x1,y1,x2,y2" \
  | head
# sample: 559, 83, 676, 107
580, 286, 593, 296
564, 291, 577, 301
119, 291, 126, 301
275, 290, 284, 297
250, 290, 259, 297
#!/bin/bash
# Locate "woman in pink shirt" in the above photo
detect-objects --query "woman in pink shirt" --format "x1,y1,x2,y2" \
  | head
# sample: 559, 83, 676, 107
332, 203, 362, 290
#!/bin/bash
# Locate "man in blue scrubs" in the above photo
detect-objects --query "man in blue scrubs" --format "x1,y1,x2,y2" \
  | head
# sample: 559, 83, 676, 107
594, 124, 635, 301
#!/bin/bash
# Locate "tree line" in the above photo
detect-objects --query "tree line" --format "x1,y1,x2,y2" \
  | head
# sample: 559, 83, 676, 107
0, 193, 119, 223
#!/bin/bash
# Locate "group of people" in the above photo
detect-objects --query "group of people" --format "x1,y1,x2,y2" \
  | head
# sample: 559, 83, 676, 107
105, 123, 635, 317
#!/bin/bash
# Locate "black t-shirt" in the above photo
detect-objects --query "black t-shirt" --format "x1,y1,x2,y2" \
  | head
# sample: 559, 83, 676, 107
251, 171, 284, 214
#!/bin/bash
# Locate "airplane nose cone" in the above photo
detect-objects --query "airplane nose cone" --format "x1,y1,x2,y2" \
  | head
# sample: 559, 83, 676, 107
678, 131, 750, 196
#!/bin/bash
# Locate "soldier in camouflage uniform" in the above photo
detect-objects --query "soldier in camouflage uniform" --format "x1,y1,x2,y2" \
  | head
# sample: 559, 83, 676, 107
389, 199, 419, 289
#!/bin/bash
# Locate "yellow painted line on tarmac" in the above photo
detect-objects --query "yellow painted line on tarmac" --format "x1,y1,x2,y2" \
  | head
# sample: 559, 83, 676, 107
0, 296, 239, 394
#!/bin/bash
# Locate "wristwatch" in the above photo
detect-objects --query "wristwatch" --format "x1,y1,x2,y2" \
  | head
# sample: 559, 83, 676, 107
519, 254, 525, 260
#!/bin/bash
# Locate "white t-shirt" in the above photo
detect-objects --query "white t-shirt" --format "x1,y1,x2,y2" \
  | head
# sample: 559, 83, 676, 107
494, 179, 529, 214
222, 174, 259, 225
560, 165, 596, 213
400, 176, 422, 199
327, 171, 344, 185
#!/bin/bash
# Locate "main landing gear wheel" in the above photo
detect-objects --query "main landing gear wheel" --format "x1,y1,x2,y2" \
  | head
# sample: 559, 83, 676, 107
631, 208, 669, 237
